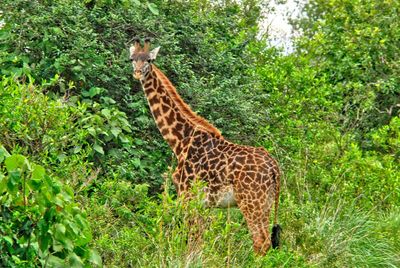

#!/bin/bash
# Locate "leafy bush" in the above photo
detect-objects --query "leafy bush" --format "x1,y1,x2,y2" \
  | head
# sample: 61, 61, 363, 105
0, 146, 101, 267
295, 0, 400, 137
0, 76, 133, 180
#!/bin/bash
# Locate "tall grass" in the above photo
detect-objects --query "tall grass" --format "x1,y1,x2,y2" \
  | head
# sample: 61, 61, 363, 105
281, 194, 400, 268
88, 173, 399, 267
88, 175, 309, 267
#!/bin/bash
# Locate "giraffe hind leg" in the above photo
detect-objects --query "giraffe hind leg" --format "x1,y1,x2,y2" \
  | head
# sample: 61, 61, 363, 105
236, 189, 274, 255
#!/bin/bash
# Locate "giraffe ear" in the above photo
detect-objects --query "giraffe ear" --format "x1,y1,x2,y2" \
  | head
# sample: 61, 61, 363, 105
129, 46, 136, 58
149, 46, 160, 61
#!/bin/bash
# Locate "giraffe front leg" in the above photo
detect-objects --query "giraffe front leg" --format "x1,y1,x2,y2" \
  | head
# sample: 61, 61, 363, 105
172, 167, 187, 197
172, 165, 205, 252
172, 163, 195, 199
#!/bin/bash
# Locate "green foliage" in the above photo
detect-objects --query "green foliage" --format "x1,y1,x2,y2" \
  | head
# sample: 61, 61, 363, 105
0, 0, 399, 267
0, 76, 132, 174
0, 75, 81, 156
369, 116, 400, 157
257, 27, 400, 210
0, 147, 101, 267
295, 0, 400, 137
79, 89, 133, 157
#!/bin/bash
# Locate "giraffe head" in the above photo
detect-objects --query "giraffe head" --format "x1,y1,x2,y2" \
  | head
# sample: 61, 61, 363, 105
129, 37, 160, 80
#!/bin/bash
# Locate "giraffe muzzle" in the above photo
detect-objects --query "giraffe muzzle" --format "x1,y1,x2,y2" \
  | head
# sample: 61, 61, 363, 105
134, 70, 142, 79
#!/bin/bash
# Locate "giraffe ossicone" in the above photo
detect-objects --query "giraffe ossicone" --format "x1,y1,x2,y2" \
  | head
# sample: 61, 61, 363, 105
129, 38, 282, 255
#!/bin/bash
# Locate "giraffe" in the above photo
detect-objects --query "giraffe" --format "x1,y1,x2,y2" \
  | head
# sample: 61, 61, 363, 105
129, 38, 282, 255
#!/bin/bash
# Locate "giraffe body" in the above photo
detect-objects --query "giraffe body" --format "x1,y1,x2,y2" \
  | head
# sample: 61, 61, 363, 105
175, 129, 280, 253
129, 38, 281, 255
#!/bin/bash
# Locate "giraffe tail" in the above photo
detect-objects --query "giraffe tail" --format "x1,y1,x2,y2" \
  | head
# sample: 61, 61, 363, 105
271, 169, 281, 249
271, 224, 282, 249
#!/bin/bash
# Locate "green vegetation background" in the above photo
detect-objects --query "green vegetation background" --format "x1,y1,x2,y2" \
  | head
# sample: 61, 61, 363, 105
0, 0, 399, 267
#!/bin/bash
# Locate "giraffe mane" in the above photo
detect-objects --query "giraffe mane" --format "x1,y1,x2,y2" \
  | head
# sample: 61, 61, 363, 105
152, 65, 223, 139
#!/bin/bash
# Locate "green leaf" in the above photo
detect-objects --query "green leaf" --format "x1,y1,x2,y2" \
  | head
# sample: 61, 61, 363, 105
52, 27, 63, 35
0, 173, 7, 193
62, 238, 74, 251
54, 224, 67, 244
52, 241, 64, 252
89, 250, 102, 266
132, 158, 141, 168
111, 127, 121, 137
82, 87, 104, 98
147, 2, 159, 15
39, 233, 51, 252
53, 195, 64, 207
28, 176, 42, 190
55, 223, 66, 235
7, 171, 21, 192
0, 146, 10, 163
87, 127, 96, 136
68, 253, 84, 268
11, 255, 21, 264
57, 153, 67, 162
101, 108, 111, 119
3, 236, 13, 245
5, 154, 27, 171
32, 165, 46, 180
93, 144, 104, 155
101, 96, 116, 104
29, 164, 46, 190
46, 255, 64, 266
73, 146, 81, 154
67, 221, 80, 236
119, 134, 129, 143
72, 65, 82, 72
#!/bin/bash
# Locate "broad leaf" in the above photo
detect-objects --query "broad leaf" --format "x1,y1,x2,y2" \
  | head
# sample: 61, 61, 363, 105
93, 144, 104, 155
147, 3, 159, 15
5, 154, 27, 171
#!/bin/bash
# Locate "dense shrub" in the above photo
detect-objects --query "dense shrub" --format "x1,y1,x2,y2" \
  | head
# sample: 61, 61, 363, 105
294, 0, 400, 138
0, 147, 101, 267
0, 76, 133, 184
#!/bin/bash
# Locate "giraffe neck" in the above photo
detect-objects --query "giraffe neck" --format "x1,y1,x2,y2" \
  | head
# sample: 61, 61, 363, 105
151, 66, 222, 139
140, 65, 191, 157
140, 65, 222, 158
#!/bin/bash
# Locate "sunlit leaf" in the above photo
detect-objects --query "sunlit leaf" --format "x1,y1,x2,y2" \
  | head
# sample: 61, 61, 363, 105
147, 3, 159, 15
3, 236, 13, 245
111, 127, 121, 137
32, 165, 46, 181
93, 144, 104, 155
5, 155, 27, 171
89, 250, 102, 266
